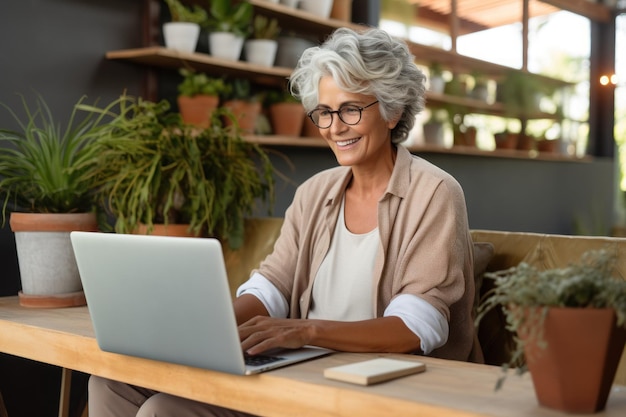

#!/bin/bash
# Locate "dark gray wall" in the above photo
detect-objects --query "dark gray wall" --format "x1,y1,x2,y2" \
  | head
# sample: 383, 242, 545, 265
0, 0, 144, 297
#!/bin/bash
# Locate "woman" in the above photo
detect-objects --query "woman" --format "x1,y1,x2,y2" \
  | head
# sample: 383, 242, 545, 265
89, 26, 480, 417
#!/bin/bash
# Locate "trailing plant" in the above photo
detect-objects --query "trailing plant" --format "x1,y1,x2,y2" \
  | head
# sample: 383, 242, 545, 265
476, 248, 626, 390
205, 0, 253, 37
0, 93, 105, 218
250, 15, 281, 40
177, 68, 227, 97
163, 0, 208, 24
77, 94, 275, 249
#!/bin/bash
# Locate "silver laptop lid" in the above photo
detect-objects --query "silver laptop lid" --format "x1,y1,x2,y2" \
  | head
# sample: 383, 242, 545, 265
70, 232, 246, 374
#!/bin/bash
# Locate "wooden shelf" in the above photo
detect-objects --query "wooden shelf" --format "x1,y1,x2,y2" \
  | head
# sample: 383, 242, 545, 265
249, 0, 363, 39
245, 135, 589, 162
106, 47, 293, 87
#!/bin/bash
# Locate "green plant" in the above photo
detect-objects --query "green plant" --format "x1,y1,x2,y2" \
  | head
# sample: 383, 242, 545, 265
498, 70, 555, 116
223, 79, 264, 103
264, 86, 300, 106
476, 248, 626, 389
0, 93, 104, 218
205, 0, 253, 37
77, 94, 275, 249
177, 68, 227, 97
164, 0, 208, 24
250, 15, 280, 40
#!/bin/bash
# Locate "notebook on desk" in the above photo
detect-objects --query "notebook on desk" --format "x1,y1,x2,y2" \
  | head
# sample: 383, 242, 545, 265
70, 231, 331, 375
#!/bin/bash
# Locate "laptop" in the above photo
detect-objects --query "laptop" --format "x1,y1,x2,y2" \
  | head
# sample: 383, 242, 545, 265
70, 231, 331, 375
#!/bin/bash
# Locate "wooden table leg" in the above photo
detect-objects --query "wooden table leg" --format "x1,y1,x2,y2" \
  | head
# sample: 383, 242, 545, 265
59, 368, 72, 417
0, 390, 8, 417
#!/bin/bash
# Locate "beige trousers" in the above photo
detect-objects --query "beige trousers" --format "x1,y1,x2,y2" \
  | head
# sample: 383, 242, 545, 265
88, 375, 257, 417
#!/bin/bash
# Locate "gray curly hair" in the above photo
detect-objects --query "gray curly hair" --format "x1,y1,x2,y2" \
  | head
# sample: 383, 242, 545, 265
289, 27, 426, 144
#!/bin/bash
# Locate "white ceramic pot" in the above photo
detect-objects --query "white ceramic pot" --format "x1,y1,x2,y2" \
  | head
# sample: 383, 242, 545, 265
244, 39, 278, 67
209, 32, 244, 61
429, 75, 445, 94
299, 0, 334, 18
162, 22, 200, 53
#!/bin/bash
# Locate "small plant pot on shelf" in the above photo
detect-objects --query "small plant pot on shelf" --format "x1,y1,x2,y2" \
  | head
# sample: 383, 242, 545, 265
536, 138, 559, 153
177, 95, 219, 128
244, 39, 278, 67
163, 22, 200, 53
331, 0, 353, 21
269, 102, 305, 136
422, 122, 445, 147
209, 32, 244, 61
223, 100, 262, 133
10, 212, 98, 308
299, 0, 334, 19
494, 132, 518, 150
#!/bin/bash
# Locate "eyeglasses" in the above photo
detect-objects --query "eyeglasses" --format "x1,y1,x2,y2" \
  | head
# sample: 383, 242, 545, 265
307, 100, 379, 129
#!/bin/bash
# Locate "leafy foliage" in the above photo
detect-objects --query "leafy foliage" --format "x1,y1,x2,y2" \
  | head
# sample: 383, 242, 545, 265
164, 0, 208, 24
77, 94, 274, 249
476, 248, 626, 389
251, 15, 281, 40
177, 68, 227, 97
205, 0, 253, 37
0, 93, 104, 218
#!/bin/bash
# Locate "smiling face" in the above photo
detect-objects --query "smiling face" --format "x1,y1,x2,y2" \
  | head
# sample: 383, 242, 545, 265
315, 76, 398, 169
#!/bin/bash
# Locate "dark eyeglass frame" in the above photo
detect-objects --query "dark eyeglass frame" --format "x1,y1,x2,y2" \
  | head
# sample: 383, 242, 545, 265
307, 100, 379, 129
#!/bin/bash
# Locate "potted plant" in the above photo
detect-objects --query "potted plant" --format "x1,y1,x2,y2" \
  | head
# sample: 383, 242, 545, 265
78, 94, 274, 249
476, 248, 626, 413
162, 0, 208, 53
244, 15, 281, 67
177, 68, 227, 128
205, 0, 253, 61
221, 78, 263, 134
428, 61, 445, 94
422, 109, 447, 147
0, 94, 104, 307
265, 87, 305, 137
299, 0, 334, 18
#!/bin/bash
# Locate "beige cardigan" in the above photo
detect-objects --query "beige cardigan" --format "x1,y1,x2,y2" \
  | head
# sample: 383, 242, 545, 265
256, 146, 479, 362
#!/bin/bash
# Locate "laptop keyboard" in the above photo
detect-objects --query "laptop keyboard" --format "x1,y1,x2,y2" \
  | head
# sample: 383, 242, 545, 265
244, 353, 284, 366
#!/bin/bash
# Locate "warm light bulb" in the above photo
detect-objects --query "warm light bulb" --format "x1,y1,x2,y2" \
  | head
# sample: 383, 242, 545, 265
600, 75, 610, 85
610, 74, 619, 85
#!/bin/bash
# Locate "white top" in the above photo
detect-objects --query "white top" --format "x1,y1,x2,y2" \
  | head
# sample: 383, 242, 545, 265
307, 197, 377, 321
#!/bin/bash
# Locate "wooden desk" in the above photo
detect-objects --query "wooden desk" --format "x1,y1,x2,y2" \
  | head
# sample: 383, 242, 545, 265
1, 295, 625, 417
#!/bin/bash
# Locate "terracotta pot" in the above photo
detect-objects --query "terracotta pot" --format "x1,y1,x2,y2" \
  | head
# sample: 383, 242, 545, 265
521, 307, 626, 413
10, 212, 98, 308
222, 100, 262, 133
516, 134, 535, 151
269, 102, 305, 136
301, 115, 323, 138
537, 138, 559, 153
494, 132, 518, 150
177, 95, 219, 128
330, 0, 353, 21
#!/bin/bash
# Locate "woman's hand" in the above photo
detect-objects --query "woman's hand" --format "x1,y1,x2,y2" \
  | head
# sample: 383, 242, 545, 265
239, 316, 314, 355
